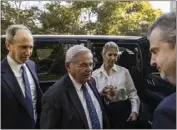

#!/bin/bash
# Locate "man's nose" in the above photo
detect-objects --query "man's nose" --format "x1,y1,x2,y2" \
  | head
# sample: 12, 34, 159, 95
150, 57, 156, 66
25, 48, 32, 55
88, 65, 93, 71
86, 65, 93, 72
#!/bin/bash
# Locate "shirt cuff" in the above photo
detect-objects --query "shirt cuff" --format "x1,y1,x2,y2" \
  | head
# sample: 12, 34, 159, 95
131, 107, 139, 115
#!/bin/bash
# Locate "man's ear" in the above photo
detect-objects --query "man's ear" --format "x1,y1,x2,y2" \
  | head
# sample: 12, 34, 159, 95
101, 52, 104, 57
5, 40, 11, 51
65, 63, 71, 72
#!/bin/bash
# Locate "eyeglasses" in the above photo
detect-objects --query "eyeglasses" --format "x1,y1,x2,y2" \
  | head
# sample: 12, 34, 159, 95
107, 53, 118, 57
71, 62, 95, 68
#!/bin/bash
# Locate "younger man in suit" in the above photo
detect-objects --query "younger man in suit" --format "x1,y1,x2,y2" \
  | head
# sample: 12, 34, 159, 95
40, 45, 110, 129
147, 11, 176, 129
1, 24, 43, 129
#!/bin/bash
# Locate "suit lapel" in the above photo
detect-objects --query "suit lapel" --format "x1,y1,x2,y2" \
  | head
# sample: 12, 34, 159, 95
65, 74, 89, 129
1, 58, 31, 117
26, 61, 42, 97
26, 61, 39, 85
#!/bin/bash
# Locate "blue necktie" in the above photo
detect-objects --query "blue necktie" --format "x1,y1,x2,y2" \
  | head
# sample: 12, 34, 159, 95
21, 65, 35, 128
82, 84, 101, 129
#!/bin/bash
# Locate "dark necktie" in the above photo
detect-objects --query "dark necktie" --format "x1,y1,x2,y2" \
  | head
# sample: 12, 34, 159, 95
82, 84, 101, 129
21, 65, 35, 128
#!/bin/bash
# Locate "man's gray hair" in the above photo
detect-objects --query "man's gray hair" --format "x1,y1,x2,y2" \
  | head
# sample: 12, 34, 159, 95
102, 41, 119, 55
147, 11, 176, 45
6, 24, 32, 44
65, 45, 92, 63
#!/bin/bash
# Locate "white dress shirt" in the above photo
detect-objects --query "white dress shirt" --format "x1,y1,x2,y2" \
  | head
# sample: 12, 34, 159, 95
7, 55, 37, 122
69, 73, 103, 129
92, 64, 140, 114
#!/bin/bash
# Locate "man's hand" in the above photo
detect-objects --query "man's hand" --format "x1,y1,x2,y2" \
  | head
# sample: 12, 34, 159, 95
127, 112, 138, 121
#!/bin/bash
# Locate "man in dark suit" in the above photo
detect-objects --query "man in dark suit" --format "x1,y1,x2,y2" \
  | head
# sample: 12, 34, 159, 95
1, 24, 43, 129
147, 11, 176, 129
40, 45, 110, 129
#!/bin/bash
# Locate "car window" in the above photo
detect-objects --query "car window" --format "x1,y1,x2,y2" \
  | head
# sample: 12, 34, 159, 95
90, 43, 142, 71
31, 42, 80, 81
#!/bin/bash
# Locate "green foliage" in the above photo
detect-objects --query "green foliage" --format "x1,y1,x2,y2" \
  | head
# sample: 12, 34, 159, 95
94, 1, 162, 35
39, 2, 82, 34
1, 1, 16, 34
1, 1, 163, 36
1, 1, 42, 34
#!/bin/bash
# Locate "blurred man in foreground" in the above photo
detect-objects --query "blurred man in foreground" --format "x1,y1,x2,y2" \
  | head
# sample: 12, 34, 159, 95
147, 11, 176, 129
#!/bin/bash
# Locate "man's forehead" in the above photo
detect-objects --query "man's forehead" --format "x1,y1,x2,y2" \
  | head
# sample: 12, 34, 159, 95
149, 40, 174, 53
75, 53, 93, 60
14, 30, 33, 39
149, 45, 157, 52
149, 27, 162, 39
17, 43, 34, 46
149, 28, 162, 51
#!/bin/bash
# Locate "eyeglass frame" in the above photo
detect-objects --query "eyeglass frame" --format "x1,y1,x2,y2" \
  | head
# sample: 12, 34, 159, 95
69, 61, 95, 69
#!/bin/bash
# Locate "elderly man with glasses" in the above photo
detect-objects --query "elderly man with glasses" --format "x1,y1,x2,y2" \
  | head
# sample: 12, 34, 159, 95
40, 45, 110, 129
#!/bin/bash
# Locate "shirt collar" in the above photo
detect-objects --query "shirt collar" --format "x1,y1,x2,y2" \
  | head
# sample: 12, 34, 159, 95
112, 64, 118, 72
7, 54, 25, 73
100, 64, 118, 73
68, 73, 82, 91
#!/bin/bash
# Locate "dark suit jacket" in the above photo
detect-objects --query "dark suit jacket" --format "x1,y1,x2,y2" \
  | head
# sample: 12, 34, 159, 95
40, 74, 110, 129
152, 92, 176, 129
1, 58, 43, 129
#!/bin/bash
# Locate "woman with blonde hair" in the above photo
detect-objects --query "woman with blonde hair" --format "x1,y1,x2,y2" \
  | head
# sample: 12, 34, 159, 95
92, 41, 140, 129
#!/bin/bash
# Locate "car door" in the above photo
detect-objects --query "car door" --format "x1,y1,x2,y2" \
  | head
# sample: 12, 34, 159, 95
137, 37, 176, 123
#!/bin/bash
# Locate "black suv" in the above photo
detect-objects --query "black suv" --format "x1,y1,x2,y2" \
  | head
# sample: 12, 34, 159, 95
1, 35, 175, 127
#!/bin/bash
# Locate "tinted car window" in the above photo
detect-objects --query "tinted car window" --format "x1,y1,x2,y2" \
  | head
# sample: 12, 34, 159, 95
91, 43, 142, 71
33, 42, 82, 81
31, 43, 66, 81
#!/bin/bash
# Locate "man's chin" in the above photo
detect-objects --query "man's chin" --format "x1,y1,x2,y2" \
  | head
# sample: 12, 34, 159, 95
160, 73, 175, 84
160, 72, 166, 80
81, 77, 91, 84
87, 76, 91, 80
15, 60, 26, 64
20, 60, 28, 64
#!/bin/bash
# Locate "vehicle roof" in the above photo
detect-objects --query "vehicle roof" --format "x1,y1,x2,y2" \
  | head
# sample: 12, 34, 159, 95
1, 35, 142, 40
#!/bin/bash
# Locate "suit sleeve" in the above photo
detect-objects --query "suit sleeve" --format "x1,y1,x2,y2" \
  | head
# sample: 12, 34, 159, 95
152, 106, 176, 129
40, 89, 61, 128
